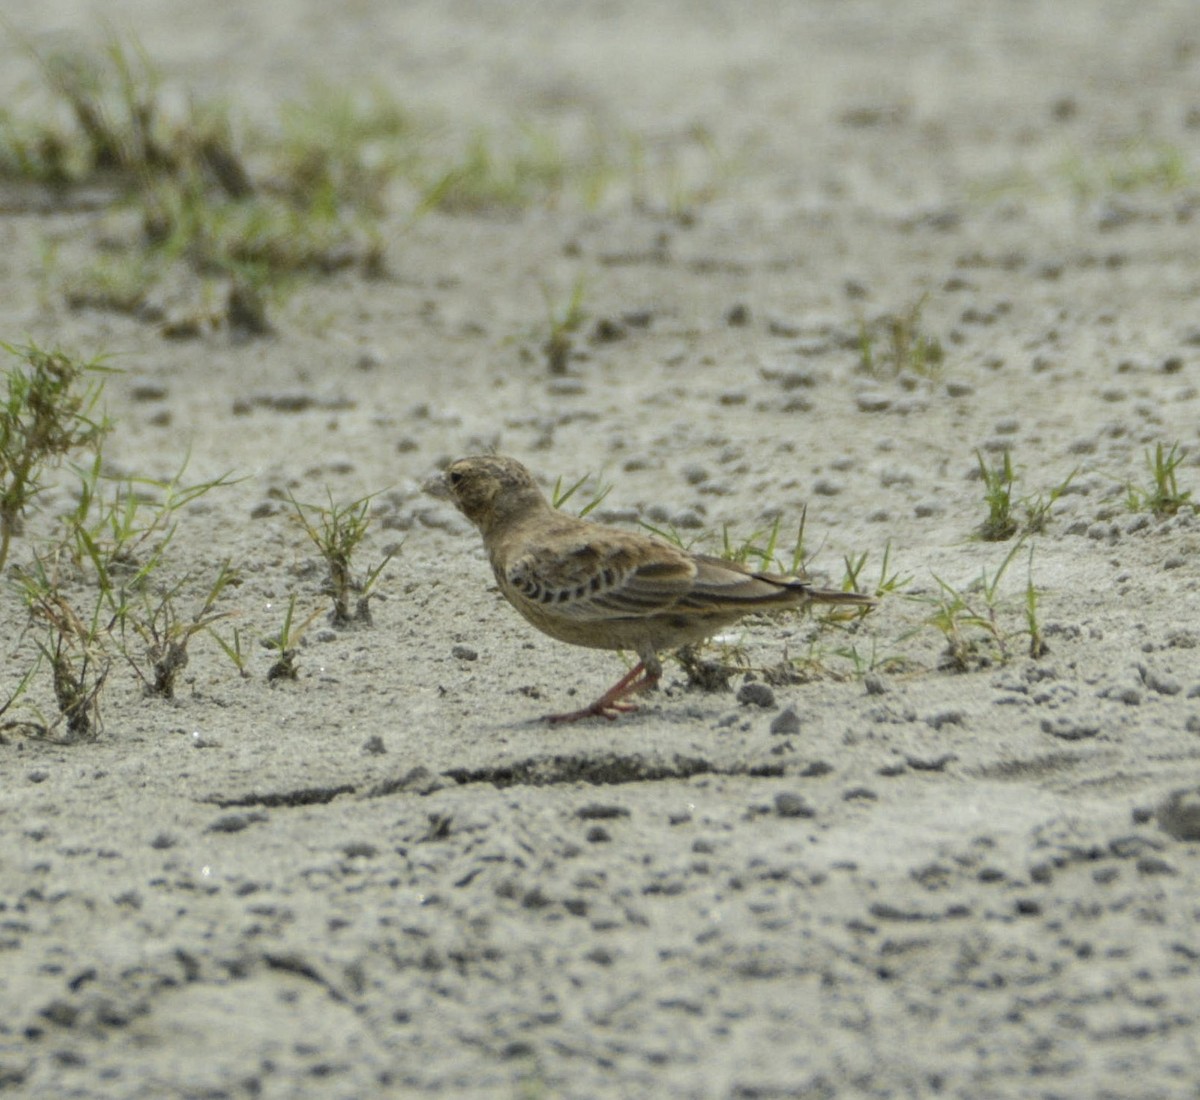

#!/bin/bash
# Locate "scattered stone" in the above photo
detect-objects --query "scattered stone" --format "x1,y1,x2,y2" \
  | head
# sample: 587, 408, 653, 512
759, 315, 799, 338
1099, 680, 1142, 705
451, 644, 478, 661
1138, 665, 1181, 696
129, 378, 168, 402
576, 803, 630, 820
206, 811, 268, 834
362, 735, 386, 755
925, 709, 965, 730
905, 753, 956, 771
590, 317, 626, 343
863, 673, 888, 696
725, 303, 751, 326
737, 682, 776, 709
770, 706, 801, 736
856, 391, 892, 413
366, 766, 445, 797
1041, 716, 1100, 740
1156, 788, 1200, 841
670, 508, 706, 529
547, 377, 585, 396
774, 792, 815, 818
1136, 855, 1177, 876
585, 825, 611, 844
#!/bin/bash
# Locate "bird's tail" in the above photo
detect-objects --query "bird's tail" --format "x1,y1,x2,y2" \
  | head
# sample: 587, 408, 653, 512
800, 585, 877, 607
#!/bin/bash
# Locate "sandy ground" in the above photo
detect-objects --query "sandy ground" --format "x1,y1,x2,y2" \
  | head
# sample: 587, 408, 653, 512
3, 1, 1200, 1097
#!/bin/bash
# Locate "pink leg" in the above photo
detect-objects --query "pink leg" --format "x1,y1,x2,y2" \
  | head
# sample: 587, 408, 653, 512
545, 661, 662, 725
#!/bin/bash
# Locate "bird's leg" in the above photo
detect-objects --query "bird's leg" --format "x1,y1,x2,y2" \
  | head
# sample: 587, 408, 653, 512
545, 655, 662, 725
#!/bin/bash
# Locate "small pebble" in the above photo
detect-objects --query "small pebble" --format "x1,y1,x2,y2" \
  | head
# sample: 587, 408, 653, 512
1139, 665, 1181, 696
1156, 788, 1200, 841
770, 706, 801, 735
774, 792, 815, 818
737, 682, 776, 709
855, 391, 892, 413
1041, 716, 1100, 740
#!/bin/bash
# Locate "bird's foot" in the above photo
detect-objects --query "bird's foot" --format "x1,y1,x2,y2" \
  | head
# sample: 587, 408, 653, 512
545, 662, 660, 725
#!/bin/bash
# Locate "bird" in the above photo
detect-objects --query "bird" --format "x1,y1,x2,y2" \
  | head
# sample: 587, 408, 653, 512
429, 455, 875, 723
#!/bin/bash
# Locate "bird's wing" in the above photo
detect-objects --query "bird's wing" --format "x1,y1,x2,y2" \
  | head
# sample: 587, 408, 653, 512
503, 535, 820, 620
504, 535, 698, 620
680, 553, 800, 606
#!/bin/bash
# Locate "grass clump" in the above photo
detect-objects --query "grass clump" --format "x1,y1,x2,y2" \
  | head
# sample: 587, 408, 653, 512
858, 296, 945, 378
1063, 139, 1196, 199
5, 32, 389, 326
1126, 442, 1194, 518
0, 341, 111, 571
264, 594, 321, 682
974, 450, 1077, 541
419, 127, 570, 215
12, 556, 112, 740
120, 562, 238, 698
976, 450, 1018, 541
908, 542, 1044, 672
541, 278, 588, 375
288, 491, 395, 626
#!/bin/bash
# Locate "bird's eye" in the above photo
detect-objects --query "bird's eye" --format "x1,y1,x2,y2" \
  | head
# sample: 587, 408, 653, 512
448, 469, 464, 487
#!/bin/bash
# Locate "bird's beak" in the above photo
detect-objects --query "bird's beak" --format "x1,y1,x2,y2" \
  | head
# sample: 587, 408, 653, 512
422, 471, 452, 501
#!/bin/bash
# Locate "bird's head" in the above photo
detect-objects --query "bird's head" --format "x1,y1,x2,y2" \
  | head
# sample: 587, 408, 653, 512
430, 455, 546, 535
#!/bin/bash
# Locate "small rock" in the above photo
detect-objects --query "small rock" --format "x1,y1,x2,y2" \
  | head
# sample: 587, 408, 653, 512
590, 317, 626, 343
670, 508, 707, 529
855, 391, 892, 413
863, 673, 888, 696
725, 303, 751, 326
451, 644, 478, 661
774, 792, 815, 818
1136, 855, 1177, 876
737, 682, 776, 709
362, 735, 386, 755
547, 378, 585, 396
1041, 716, 1100, 740
1156, 788, 1200, 841
576, 803, 630, 820
206, 812, 268, 834
1138, 665, 1182, 696
129, 378, 168, 402
770, 706, 801, 736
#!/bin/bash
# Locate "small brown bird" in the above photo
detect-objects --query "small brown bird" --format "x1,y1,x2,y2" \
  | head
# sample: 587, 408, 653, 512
431, 455, 874, 723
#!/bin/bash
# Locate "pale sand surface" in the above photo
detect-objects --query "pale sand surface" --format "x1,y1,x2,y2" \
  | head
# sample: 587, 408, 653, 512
2, 2, 1200, 1097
